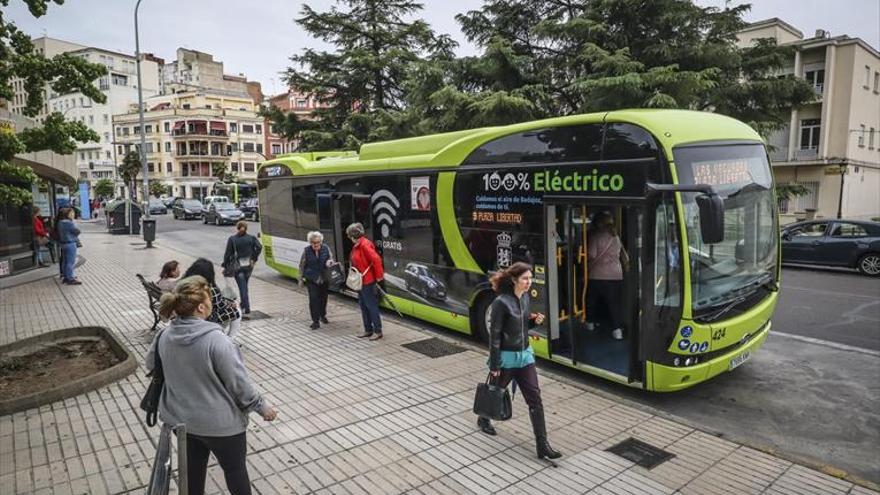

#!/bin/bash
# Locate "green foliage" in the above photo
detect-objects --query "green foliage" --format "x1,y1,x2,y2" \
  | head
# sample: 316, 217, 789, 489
0, 159, 38, 183
148, 180, 168, 198
1, 0, 108, 205
93, 178, 115, 198
117, 150, 141, 185
211, 162, 228, 181
775, 182, 810, 205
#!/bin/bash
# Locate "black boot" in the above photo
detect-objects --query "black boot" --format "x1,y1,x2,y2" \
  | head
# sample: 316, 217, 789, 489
477, 416, 497, 436
529, 407, 562, 459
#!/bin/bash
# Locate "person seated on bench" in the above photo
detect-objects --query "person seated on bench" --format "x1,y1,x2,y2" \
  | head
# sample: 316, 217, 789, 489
156, 260, 180, 292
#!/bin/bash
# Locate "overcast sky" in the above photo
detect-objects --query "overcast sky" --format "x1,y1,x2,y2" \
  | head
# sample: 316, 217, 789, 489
7, 0, 879, 96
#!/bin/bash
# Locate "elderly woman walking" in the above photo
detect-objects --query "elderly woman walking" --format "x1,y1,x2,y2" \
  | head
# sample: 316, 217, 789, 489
346, 222, 385, 341
56, 207, 82, 285
299, 231, 334, 330
146, 275, 277, 495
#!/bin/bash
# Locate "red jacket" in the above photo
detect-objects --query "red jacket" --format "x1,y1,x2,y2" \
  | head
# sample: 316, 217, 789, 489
350, 237, 384, 286
33, 215, 48, 238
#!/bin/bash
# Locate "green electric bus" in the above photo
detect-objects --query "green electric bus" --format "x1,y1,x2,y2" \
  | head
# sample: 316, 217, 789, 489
256, 110, 780, 392
213, 181, 257, 205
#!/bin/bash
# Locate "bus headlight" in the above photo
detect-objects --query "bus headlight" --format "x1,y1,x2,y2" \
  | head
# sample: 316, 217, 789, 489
684, 357, 693, 366
673, 357, 681, 366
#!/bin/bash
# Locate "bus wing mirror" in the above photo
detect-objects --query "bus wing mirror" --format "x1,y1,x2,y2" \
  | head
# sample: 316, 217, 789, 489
696, 193, 724, 244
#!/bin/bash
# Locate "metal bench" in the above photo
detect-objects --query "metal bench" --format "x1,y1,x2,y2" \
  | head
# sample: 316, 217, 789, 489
136, 274, 164, 332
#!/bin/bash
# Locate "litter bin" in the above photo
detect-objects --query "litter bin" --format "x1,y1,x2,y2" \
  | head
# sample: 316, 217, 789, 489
105, 199, 142, 235
142, 218, 156, 246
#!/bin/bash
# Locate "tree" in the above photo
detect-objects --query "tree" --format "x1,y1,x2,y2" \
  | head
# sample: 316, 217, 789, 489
259, 104, 319, 152
211, 162, 228, 182
775, 182, 810, 207
93, 178, 115, 199
148, 180, 168, 198
117, 150, 141, 198
0, 0, 107, 206
281, 0, 456, 150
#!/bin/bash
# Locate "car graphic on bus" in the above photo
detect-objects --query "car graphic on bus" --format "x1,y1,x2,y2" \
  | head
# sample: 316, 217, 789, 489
403, 263, 447, 301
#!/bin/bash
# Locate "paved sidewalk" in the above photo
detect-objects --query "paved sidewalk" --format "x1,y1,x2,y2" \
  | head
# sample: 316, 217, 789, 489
0, 228, 876, 495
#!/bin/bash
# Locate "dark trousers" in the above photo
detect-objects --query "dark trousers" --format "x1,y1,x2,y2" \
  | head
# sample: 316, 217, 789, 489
186, 432, 251, 495
587, 279, 623, 330
306, 280, 328, 323
496, 363, 543, 411
358, 282, 382, 334
234, 267, 253, 312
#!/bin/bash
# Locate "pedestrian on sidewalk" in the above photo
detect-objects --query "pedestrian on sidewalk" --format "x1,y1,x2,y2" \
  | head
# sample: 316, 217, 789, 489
146, 275, 278, 495
56, 207, 82, 285
477, 262, 562, 460
222, 221, 261, 316
346, 222, 385, 341
184, 258, 242, 340
32, 207, 50, 267
156, 260, 180, 292
299, 231, 334, 330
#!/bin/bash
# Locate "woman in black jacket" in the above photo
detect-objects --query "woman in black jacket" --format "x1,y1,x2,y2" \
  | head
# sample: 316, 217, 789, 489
478, 262, 562, 460
184, 258, 242, 339
222, 221, 262, 315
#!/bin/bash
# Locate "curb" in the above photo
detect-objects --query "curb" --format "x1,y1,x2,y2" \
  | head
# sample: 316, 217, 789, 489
0, 326, 138, 416
0, 255, 86, 290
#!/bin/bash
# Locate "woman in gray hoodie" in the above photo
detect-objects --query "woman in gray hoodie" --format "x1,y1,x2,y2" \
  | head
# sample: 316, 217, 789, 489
146, 275, 277, 495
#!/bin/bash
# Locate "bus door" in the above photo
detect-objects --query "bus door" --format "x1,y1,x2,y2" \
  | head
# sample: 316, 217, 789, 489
328, 193, 372, 270
546, 202, 643, 381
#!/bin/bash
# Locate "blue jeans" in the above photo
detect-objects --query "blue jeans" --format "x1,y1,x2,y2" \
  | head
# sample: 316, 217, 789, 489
234, 267, 252, 312
61, 242, 77, 281
358, 283, 382, 334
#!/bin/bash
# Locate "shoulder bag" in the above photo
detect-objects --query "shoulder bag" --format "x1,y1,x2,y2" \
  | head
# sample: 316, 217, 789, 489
139, 331, 165, 427
345, 264, 371, 291
472, 373, 513, 421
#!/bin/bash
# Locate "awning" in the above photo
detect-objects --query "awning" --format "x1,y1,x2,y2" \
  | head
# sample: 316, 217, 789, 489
172, 121, 185, 130
210, 121, 226, 131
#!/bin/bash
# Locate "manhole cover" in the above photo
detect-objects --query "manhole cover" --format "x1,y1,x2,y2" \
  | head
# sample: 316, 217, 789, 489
244, 310, 271, 320
606, 438, 675, 469
401, 337, 466, 358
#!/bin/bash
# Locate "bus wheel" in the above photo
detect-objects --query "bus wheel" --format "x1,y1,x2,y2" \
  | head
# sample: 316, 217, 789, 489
857, 253, 880, 276
472, 293, 495, 344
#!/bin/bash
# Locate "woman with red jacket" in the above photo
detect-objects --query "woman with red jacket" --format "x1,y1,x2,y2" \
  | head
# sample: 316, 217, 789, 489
346, 222, 385, 341
32, 207, 50, 267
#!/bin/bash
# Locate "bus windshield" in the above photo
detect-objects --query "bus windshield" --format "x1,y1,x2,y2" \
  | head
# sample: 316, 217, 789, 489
673, 143, 777, 318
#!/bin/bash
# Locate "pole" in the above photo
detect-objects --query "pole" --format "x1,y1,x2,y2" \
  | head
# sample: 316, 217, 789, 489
135, 0, 148, 219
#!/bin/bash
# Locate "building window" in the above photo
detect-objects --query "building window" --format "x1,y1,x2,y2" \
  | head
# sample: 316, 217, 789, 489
870, 128, 876, 150
106, 151, 111, 160
799, 119, 821, 150
118, 145, 123, 155
230, 142, 239, 152
133, 126, 141, 135
164, 122, 170, 132
243, 162, 255, 172
255, 124, 262, 134
88, 115, 94, 125
242, 124, 254, 134
80, 152, 85, 161
778, 181, 819, 214
295, 98, 307, 108
271, 144, 281, 154
166, 162, 172, 173
231, 162, 239, 172
145, 142, 155, 153
229, 122, 238, 133
256, 143, 263, 153
122, 127, 129, 136
874, 72, 880, 93
858, 124, 866, 147
182, 104, 191, 109
104, 132, 110, 142
243, 142, 255, 152
147, 162, 155, 173
111, 73, 128, 86
165, 142, 171, 152
145, 125, 153, 134
866, 66, 872, 88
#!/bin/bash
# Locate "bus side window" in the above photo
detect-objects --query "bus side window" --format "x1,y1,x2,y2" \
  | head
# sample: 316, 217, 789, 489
317, 195, 332, 230
654, 202, 681, 307
604, 123, 659, 160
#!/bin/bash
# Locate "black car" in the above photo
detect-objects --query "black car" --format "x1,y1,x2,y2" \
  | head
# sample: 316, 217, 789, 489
148, 199, 168, 215
240, 197, 259, 220
403, 263, 447, 300
172, 198, 204, 220
781, 219, 880, 276
203, 202, 244, 225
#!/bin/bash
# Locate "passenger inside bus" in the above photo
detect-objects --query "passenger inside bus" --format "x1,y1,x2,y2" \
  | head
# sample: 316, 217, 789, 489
586, 211, 629, 341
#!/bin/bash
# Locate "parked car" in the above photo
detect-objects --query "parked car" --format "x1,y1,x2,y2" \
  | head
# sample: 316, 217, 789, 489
171, 198, 204, 220
160, 196, 177, 207
240, 197, 259, 220
203, 201, 244, 225
781, 219, 880, 276
148, 198, 168, 215
403, 262, 447, 300
203, 195, 230, 207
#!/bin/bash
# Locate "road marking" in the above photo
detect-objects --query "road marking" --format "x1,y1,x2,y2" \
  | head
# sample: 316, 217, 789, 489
771, 331, 880, 357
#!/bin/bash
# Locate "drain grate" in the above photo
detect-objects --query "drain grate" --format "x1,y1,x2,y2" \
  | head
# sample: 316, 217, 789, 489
243, 310, 271, 320
606, 437, 675, 469
401, 337, 467, 358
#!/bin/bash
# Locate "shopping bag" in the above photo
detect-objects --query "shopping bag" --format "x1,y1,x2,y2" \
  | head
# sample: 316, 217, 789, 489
472, 374, 513, 421
221, 277, 239, 300
325, 262, 345, 291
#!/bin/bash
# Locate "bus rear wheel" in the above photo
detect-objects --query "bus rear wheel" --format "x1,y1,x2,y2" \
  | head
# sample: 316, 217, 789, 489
472, 293, 495, 344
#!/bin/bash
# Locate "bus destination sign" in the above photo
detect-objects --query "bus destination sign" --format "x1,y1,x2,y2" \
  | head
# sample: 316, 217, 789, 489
692, 159, 752, 186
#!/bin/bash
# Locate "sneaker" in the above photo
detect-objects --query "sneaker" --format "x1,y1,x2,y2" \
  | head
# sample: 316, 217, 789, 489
356, 332, 373, 338
310, 322, 320, 330
369, 333, 384, 341
612, 328, 623, 340
67, 279, 83, 286
320, 316, 329, 324
586, 322, 595, 331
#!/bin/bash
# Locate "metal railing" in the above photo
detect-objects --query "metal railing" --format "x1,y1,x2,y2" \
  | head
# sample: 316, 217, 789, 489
146, 423, 187, 495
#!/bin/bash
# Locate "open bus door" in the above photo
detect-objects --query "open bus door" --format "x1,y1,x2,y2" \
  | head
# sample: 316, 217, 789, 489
326, 193, 372, 279
545, 202, 644, 383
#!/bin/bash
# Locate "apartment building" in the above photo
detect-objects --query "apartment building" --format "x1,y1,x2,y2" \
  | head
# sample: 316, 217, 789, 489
113, 91, 265, 200
737, 19, 880, 222
265, 88, 329, 158
8, 37, 161, 196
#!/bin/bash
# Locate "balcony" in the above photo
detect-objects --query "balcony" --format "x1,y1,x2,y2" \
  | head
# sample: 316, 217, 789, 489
768, 147, 789, 162
795, 148, 819, 160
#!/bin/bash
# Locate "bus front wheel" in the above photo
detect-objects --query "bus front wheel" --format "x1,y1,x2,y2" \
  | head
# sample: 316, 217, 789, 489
472, 293, 495, 344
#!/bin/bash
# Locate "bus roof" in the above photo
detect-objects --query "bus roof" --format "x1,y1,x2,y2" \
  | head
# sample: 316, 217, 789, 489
259, 109, 763, 177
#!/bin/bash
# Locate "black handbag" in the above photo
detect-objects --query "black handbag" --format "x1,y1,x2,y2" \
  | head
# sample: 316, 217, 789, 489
325, 261, 345, 291
139, 331, 165, 427
473, 373, 513, 421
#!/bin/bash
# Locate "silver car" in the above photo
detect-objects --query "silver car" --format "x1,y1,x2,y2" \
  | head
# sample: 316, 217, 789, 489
203, 202, 244, 225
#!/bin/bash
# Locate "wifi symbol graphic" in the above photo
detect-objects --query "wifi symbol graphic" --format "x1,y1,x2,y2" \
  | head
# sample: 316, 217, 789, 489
371, 189, 400, 238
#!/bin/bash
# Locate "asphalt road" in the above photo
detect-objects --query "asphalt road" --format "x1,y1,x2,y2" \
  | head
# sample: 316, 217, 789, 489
146, 214, 880, 485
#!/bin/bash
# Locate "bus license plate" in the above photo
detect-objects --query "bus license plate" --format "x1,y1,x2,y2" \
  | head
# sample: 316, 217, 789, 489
729, 351, 751, 370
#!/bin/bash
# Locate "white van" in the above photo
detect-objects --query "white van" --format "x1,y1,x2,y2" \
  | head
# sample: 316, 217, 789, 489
203, 195, 230, 207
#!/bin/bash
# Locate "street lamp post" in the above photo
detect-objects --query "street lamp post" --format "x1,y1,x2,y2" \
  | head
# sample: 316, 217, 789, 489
134, 0, 155, 247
